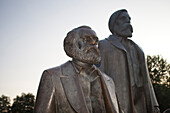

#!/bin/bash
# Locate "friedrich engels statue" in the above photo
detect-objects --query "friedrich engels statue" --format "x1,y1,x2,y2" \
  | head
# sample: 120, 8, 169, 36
98, 9, 160, 113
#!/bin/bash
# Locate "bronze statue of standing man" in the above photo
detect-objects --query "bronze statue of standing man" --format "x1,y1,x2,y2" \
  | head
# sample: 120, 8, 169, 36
98, 9, 160, 113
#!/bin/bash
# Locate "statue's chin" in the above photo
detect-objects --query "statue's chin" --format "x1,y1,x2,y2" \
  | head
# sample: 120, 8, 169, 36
118, 30, 133, 38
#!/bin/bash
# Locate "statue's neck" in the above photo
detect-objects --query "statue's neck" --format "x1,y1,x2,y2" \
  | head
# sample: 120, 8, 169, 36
113, 33, 128, 41
72, 59, 93, 69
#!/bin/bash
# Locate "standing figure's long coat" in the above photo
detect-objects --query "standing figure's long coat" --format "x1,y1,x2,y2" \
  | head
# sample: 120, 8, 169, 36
98, 35, 159, 113
34, 61, 120, 113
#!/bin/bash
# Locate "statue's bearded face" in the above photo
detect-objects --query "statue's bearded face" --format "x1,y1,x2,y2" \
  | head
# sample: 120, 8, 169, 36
114, 12, 133, 38
72, 29, 101, 64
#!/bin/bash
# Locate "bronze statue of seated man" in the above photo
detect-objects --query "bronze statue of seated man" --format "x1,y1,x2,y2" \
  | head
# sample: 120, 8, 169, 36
34, 26, 120, 113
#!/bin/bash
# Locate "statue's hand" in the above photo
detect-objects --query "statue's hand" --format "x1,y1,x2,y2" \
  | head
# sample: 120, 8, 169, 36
154, 106, 160, 113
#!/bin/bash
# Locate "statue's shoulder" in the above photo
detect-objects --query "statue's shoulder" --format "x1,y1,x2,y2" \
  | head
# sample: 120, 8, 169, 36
99, 38, 108, 44
99, 35, 118, 46
99, 36, 113, 51
99, 38, 110, 46
44, 61, 71, 77
129, 39, 145, 54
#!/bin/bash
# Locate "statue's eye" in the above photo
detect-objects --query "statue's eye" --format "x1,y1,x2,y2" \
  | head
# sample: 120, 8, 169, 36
83, 36, 90, 42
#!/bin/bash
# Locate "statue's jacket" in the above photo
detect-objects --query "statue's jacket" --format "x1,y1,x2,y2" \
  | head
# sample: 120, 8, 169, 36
98, 35, 159, 113
34, 61, 120, 113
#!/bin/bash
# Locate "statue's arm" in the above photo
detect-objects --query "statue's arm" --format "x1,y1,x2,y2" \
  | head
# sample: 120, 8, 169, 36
146, 67, 160, 113
143, 56, 160, 113
34, 70, 56, 113
134, 43, 160, 113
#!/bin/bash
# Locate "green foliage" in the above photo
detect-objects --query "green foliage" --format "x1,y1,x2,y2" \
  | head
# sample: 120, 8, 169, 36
147, 55, 170, 86
0, 95, 11, 113
11, 93, 35, 113
147, 55, 170, 112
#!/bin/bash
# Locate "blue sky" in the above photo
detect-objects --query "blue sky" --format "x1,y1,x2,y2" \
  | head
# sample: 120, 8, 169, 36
0, 0, 170, 102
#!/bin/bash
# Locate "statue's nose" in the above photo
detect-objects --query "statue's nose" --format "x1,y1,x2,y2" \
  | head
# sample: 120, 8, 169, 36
90, 39, 97, 45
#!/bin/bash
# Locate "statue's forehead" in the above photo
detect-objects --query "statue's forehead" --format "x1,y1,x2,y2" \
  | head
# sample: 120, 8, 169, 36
119, 11, 130, 18
79, 29, 97, 37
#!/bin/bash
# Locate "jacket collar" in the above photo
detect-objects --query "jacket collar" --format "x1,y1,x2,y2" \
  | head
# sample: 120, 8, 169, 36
72, 60, 94, 74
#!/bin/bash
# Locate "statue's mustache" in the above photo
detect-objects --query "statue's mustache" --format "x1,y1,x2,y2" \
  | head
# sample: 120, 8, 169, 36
122, 23, 133, 33
84, 46, 100, 56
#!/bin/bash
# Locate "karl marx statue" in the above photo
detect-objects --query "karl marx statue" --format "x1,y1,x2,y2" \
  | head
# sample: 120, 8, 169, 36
98, 9, 160, 113
34, 26, 120, 113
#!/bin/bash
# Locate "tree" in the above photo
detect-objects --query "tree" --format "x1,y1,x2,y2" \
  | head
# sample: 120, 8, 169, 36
147, 55, 170, 87
0, 95, 11, 113
11, 93, 35, 113
147, 55, 170, 112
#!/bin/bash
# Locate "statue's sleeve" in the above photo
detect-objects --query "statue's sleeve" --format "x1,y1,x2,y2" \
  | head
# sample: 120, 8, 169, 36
141, 53, 159, 111
34, 70, 56, 113
145, 60, 159, 107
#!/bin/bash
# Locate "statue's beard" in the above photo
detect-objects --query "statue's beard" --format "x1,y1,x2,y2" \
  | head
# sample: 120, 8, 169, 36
72, 46, 101, 64
115, 23, 133, 38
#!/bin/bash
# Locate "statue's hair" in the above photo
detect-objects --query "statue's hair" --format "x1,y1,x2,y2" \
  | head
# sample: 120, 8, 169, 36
108, 9, 127, 34
64, 26, 91, 57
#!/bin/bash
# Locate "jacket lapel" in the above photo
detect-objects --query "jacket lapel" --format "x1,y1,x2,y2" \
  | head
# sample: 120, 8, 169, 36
101, 72, 119, 113
106, 35, 127, 52
60, 61, 89, 113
